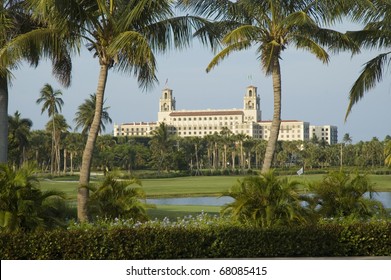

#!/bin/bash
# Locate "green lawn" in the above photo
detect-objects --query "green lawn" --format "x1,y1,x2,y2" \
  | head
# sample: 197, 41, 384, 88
40, 174, 391, 199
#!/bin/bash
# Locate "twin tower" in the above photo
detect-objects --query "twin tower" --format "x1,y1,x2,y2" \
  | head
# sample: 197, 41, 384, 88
158, 85, 261, 124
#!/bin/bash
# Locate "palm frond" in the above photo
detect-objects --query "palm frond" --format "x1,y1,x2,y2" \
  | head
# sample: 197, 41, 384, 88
345, 51, 391, 120
206, 40, 251, 73
291, 35, 329, 64
109, 31, 157, 90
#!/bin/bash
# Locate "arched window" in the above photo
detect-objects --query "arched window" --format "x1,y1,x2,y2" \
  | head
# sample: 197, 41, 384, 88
249, 90, 252, 97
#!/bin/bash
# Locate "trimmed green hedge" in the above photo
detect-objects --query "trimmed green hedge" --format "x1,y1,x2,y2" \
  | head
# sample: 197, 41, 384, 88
1, 222, 390, 259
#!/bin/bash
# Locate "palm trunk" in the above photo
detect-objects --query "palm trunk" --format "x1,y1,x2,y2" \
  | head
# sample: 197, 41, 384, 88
51, 116, 55, 174
262, 59, 282, 173
0, 77, 9, 164
78, 64, 109, 222
70, 152, 74, 175
63, 148, 67, 174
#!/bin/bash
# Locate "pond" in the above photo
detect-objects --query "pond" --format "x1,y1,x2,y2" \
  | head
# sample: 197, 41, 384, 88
147, 192, 391, 208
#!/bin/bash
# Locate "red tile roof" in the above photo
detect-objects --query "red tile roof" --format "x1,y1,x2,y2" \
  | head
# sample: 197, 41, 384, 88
169, 110, 244, 117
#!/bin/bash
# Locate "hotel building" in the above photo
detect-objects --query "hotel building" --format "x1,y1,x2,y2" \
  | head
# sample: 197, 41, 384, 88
113, 86, 338, 144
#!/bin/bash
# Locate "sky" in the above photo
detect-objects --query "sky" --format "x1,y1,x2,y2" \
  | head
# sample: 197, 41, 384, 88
8, 25, 391, 144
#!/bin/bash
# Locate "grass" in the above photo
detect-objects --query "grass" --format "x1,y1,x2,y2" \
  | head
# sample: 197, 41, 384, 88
40, 174, 391, 199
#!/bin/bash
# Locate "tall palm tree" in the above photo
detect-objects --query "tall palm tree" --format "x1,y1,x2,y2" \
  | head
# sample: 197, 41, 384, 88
45, 114, 71, 174
36, 83, 64, 175
180, 0, 359, 173
0, 0, 72, 164
15, 0, 211, 222
74, 93, 112, 135
7, 111, 32, 167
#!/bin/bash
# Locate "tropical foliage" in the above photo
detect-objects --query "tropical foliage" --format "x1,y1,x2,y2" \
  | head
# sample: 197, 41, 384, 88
304, 171, 387, 219
88, 173, 149, 221
222, 171, 310, 228
0, 164, 67, 232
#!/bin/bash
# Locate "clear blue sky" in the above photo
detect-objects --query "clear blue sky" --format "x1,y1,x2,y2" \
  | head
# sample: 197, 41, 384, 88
8, 25, 391, 143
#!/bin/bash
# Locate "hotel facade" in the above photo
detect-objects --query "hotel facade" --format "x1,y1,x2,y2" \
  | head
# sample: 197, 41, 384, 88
113, 86, 338, 145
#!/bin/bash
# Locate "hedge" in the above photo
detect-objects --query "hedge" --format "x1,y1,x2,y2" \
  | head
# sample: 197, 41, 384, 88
1, 222, 390, 259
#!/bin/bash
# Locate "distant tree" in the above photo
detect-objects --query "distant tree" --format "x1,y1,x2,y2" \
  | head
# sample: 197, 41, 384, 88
150, 123, 174, 173
8, 111, 32, 167
343, 133, 353, 145
45, 114, 71, 174
36, 84, 64, 174
74, 93, 112, 135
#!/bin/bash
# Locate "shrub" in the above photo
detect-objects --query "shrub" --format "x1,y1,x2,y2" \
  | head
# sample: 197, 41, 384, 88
1, 215, 389, 259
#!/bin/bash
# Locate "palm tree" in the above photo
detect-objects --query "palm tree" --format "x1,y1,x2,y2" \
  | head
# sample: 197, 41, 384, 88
36, 84, 64, 175
0, 1, 27, 164
15, 0, 210, 222
222, 171, 310, 227
305, 171, 387, 219
74, 93, 112, 135
0, 0, 72, 164
8, 111, 33, 167
150, 122, 174, 173
45, 114, 71, 174
88, 173, 149, 221
180, 0, 358, 173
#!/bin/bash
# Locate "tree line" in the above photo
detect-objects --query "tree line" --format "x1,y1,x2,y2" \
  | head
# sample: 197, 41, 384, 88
8, 113, 391, 174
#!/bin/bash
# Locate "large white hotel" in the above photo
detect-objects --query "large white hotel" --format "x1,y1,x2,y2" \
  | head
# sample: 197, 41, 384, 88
113, 86, 338, 144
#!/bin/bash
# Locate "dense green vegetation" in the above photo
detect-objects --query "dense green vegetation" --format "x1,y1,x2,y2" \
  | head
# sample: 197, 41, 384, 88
1, 217, 390, 259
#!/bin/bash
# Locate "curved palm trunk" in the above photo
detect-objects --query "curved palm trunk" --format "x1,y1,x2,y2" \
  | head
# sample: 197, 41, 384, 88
0, 77, 8, 164
262, 59, 282, 173
78, 64, 109, 222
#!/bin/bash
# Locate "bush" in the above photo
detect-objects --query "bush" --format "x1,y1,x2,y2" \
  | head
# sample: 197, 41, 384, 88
1, 215, 390, 259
